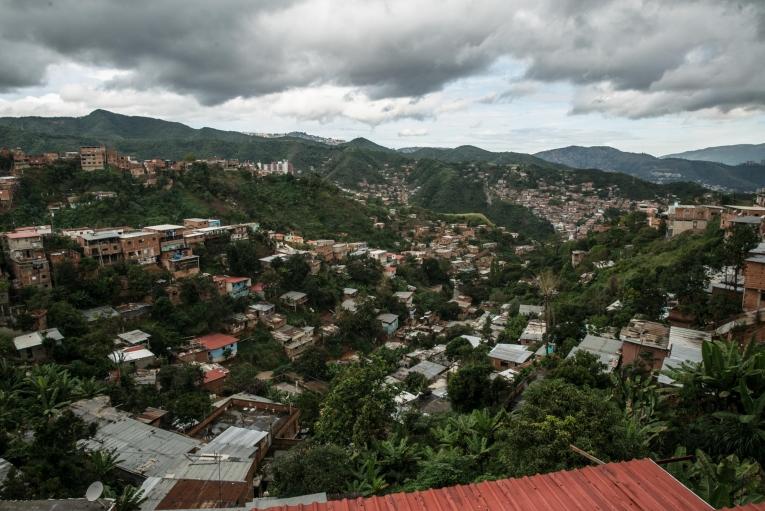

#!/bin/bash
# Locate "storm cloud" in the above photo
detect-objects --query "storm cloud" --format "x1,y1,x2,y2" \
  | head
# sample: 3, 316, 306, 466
0, 0, 763, 118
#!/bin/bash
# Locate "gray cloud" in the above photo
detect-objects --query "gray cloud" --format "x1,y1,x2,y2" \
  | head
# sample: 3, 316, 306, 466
0, 0, 763, 118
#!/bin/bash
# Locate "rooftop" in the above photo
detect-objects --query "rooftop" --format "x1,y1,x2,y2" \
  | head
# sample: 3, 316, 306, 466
488, 343, 533, 364
197, 333, 238, 351
261, 459, 712, 511
620, 319, 670, 350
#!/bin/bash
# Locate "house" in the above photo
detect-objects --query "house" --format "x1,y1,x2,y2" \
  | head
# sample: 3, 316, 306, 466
394, 291, 414, 307
81, 305, 120, 323
250, 302, 276, 321
196, 333, 238, 363
256, 459, 719, 511
13, 328, 64, 362
743, 254, 765, 311
115, 329, 151, 347
280, 290, 308, 308
214, 275, 252, 299
488, 343, 533, 369
108, 345, 156, 370
518, 319, 546, 345
518, 304, 544, 317
377, 313, 399, 336
619, 318, 670, 371
408, 360, 448, 382
567, 334, 623, 373
658, 327, 712, 386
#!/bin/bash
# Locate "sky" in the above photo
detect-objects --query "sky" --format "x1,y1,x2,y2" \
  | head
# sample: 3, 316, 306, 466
0, 0, 764, 155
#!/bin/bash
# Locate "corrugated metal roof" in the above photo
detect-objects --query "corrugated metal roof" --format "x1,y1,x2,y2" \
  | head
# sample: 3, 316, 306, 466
199, 426, 268, 458
79, 417, 201, 478
261, 459, 713, 511
488, 343, 533, 364
409, 360, 448, 381
157, 479, 249, 509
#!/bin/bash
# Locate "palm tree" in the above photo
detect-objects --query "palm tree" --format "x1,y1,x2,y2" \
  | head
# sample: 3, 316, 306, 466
537, 269, 559, 354
114, 486, 146, 511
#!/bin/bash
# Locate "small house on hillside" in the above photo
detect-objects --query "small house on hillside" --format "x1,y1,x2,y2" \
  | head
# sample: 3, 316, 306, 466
196, 333, 238, 363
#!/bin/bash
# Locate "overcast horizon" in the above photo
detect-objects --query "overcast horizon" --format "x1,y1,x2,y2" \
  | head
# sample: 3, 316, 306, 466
1, 0, 764, 155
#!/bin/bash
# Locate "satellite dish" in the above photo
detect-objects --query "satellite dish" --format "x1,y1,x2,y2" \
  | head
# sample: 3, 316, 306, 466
86, 481, 104, 502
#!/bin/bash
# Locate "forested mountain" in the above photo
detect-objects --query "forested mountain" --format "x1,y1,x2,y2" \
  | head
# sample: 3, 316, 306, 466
534, 145, 765, 191
663, 143, 765, 165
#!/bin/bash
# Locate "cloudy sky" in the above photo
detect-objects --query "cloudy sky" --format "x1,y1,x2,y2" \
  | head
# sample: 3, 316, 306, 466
1, 0, 764, 155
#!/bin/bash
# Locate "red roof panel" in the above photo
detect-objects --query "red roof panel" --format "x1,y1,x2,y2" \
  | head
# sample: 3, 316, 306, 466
261, 459, 713, 511
196, 333, 238, 351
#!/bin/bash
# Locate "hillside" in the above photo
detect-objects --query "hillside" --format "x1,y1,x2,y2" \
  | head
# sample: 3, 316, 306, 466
663, 142, 765, 166
1, 160, 401, 247
406, 159, 556, 239
534, 145, 765, 191
402, 145, 564, 169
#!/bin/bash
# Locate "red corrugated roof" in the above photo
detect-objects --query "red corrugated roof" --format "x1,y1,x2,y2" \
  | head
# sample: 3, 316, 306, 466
196, 333, 237, 351
261, 459, 713, 511
204, 367, 229, 383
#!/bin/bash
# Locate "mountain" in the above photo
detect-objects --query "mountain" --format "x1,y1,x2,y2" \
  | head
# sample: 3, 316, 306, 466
402, 145, 563, 169
662, 143, 765, 166
534, 145, 765, 191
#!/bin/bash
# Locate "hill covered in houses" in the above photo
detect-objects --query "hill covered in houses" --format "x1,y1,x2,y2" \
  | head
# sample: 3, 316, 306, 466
0, 113, 764, 509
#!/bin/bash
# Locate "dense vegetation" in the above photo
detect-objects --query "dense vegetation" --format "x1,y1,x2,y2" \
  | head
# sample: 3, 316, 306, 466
0, 161, 402, 247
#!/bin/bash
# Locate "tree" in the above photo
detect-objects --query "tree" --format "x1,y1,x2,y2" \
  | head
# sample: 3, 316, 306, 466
347, 256, 383, 287
499, 379, 644, 476
293, 346, 330, 381
47, 301, 88, 337
548, 350, 611, 388
272, 442, 353, 497
226, 240, 262, 278
722, 224, 759, 288
315, 361, 395, 447
537, 270, 559, 352
447, 364, 509, 413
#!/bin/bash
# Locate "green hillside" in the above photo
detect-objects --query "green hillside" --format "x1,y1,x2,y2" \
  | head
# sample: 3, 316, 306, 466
1, 161, 401, 248
534, 145, 765, 191
407, 159, 556, 239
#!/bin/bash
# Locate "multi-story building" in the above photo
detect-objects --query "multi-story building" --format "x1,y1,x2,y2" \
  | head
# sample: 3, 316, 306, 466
145, 224, 200, 278
80, 146, 106, 171
2, 226, 52, 289
77, 230, 124, 265
119, 230, 161, 265
0, 176, 19, 210
256, 160, 294, 175
666, 204, 723, 237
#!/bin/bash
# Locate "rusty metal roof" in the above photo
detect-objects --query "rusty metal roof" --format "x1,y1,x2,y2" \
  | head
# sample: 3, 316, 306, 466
261, 459, 713, 511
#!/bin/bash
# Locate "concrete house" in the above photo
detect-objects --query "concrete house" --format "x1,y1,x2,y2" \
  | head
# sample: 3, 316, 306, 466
13, 328, 64, 362
377, 313, 399, 336
488, 343, 533, 369
196, 333, 238, 363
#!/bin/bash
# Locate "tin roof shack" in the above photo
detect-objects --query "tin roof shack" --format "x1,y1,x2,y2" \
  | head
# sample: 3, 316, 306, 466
488, 343, 533, 370
377, 313, 400, 336
518, 304, 544, 317
71, 396, 202, 483
620, 318, 670, 371
109, 345, 156, 370
658, 327, 712, 386
13, 328, 63, 362
567, 334, 623, 373
518, 319, 546, 346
